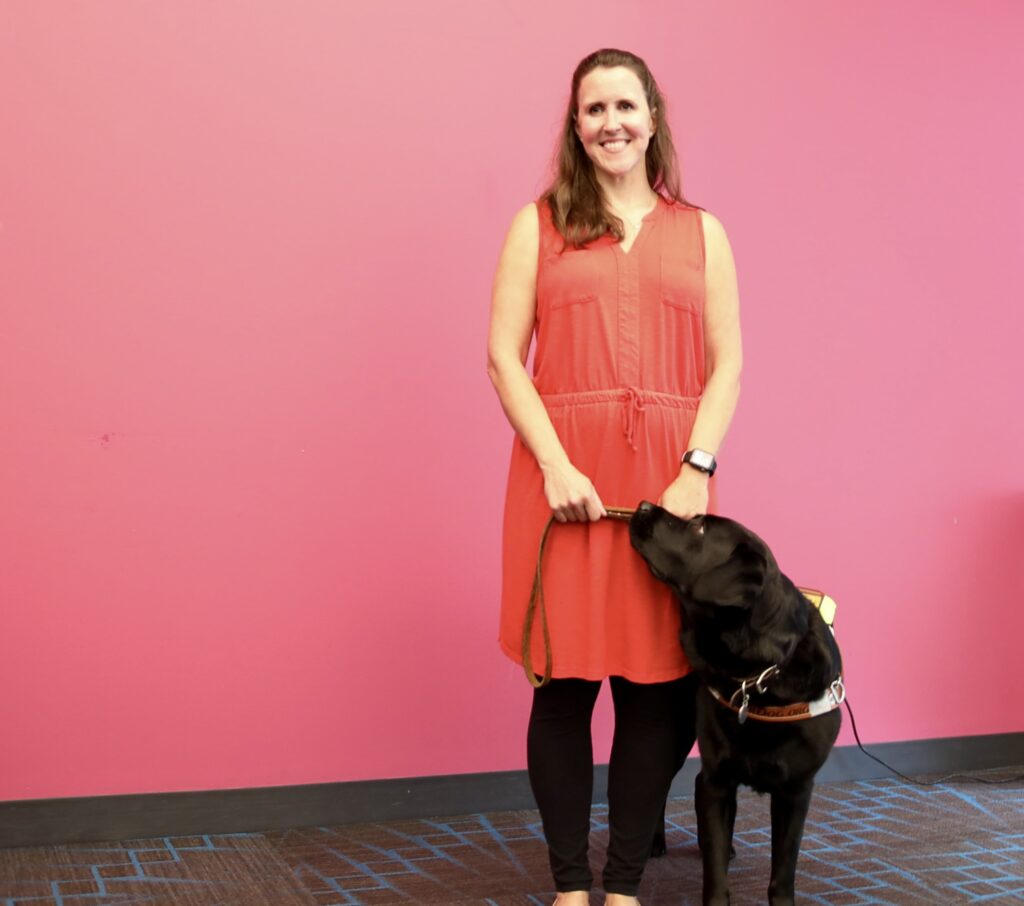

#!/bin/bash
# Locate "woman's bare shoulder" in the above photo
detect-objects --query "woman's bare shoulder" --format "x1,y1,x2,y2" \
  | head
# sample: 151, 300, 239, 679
497, 202, 541, 268
698, 208, 727, 237
510, 200, 541, 235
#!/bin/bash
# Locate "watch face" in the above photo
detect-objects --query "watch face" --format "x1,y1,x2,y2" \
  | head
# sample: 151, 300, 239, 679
689, 450, 714, 470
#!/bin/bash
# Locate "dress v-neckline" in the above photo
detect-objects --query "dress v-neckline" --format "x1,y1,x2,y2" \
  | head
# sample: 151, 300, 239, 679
613, 196, 663, 256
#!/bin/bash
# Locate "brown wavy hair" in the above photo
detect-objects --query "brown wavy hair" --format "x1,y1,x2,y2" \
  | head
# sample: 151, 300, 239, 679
542, 48, 698, 248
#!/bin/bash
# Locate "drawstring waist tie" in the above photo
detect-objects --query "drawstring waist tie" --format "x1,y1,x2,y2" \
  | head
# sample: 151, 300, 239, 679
539, 387, 700, 451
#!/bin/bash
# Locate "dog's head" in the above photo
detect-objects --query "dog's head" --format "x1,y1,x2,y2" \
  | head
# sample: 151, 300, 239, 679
628, 502, 776, 610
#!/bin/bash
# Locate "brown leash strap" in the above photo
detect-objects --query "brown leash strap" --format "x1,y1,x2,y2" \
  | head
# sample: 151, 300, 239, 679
522, 506, 636, 688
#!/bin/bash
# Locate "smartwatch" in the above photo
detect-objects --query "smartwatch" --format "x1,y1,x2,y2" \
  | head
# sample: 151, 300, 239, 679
682, 448, 717, 476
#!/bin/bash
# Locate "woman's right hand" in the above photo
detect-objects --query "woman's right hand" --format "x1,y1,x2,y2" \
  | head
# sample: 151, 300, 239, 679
540, 460, 607, 523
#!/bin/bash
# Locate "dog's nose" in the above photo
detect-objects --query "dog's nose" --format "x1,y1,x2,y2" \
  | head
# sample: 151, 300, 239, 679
637, 501, 654, 514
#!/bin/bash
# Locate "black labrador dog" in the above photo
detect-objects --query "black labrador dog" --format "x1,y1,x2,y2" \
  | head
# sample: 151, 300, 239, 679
629, 502, 844, 906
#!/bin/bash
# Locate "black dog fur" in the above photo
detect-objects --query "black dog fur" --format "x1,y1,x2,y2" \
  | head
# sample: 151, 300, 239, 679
629, 502, 843, 906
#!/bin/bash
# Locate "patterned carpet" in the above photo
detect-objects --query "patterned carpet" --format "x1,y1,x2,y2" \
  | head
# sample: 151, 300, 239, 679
1, 773, 1022, 905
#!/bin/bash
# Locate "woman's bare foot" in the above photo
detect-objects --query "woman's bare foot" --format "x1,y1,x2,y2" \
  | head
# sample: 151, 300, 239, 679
604, 895, 640, 906
553, 893, 590, 905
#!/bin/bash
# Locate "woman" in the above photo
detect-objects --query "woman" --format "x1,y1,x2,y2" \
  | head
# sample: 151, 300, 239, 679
486, 48, 742, 905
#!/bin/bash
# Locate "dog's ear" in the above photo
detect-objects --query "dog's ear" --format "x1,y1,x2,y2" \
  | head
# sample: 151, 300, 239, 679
691, 541, 768, 608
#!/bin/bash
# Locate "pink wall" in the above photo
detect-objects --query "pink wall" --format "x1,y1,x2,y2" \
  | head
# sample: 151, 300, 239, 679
1, 2, 1022, 802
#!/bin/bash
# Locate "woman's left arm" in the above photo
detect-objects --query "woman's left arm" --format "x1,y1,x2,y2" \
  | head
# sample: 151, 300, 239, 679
659, 210, 743, 518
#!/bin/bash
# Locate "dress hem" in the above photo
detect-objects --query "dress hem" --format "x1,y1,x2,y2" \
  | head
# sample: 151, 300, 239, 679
498, 638, 692, 685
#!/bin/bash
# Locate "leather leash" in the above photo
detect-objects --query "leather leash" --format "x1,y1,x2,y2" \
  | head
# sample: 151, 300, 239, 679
522, 505, 636, 688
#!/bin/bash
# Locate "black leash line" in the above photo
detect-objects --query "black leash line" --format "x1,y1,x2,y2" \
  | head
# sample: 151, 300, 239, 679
843, 698, 1024, 786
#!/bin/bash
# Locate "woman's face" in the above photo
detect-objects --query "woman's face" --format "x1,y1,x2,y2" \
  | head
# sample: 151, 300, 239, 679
574, 66, 656, 182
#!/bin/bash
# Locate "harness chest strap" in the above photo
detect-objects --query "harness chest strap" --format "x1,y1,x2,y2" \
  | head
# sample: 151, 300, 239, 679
708, 677, 846, 723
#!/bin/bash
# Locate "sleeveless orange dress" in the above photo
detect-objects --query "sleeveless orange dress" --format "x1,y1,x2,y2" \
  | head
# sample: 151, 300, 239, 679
498, 195, 716, 683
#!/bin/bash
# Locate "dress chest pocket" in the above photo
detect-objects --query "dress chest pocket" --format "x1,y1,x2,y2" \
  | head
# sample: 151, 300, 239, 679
538, 246, 606, 315
660, 249, 704, 316
662, 291, 700, 314
550, 292, 598, 311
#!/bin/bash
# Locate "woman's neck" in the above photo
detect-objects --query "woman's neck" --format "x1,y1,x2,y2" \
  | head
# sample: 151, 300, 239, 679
596, 170, 659, 214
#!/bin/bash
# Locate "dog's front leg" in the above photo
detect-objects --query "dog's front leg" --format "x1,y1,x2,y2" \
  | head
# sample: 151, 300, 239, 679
767, 781, 814, 906
695, 770, 736, 906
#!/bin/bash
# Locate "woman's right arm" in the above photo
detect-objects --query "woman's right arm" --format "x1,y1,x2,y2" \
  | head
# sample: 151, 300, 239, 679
486, 203, 606, 523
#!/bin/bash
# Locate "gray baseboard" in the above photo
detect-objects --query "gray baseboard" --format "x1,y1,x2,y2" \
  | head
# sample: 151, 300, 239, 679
1, 732, 1021, 849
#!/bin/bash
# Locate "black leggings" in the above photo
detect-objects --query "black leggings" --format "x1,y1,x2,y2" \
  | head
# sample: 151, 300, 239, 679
527, 673, 699, 896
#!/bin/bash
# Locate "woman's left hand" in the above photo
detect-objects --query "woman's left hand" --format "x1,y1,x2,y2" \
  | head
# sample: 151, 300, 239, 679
657, 469, 710, 520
